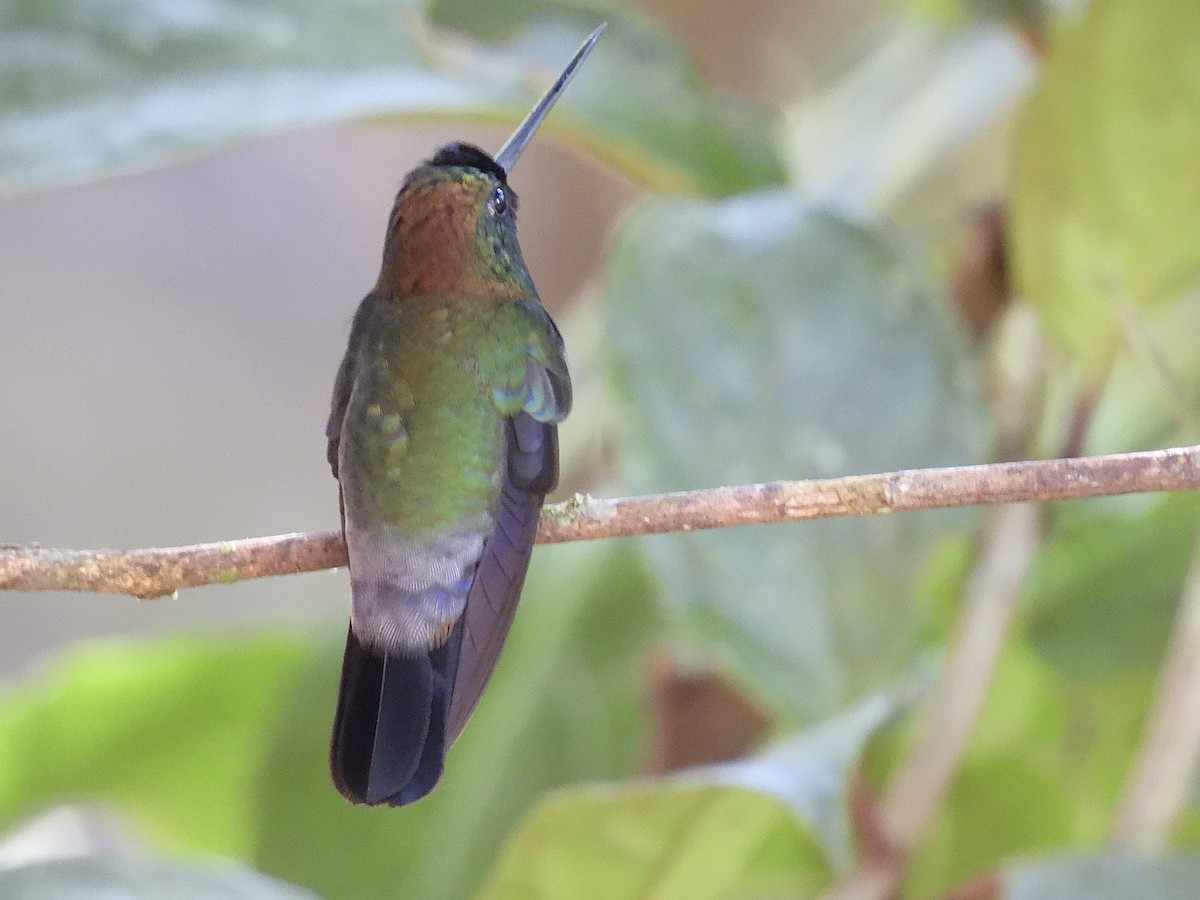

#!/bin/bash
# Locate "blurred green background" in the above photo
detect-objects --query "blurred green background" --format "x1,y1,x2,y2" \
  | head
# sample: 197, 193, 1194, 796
3, 0, 1200, 897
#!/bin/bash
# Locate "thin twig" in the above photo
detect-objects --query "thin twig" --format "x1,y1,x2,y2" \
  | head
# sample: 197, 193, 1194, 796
825, 504, 1042, 900
1111, 529, 1200, 849
883, 503, 1041, 864
1, 444, 1198, 599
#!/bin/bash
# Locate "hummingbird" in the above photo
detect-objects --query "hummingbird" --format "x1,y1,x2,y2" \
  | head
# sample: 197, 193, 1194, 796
326, 26, 603, 806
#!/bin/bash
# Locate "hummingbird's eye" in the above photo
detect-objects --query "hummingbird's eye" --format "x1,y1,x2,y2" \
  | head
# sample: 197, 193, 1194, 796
487, 185, 508, 217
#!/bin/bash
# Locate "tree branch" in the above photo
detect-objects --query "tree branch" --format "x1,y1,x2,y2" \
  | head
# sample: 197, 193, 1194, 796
2, 444, 1198, 599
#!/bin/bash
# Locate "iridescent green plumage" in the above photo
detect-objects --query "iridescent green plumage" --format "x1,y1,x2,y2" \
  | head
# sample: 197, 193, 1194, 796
339, 290, 567, 539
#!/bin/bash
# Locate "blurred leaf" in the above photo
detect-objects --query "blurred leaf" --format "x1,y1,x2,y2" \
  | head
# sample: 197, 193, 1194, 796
0, 856, 315, 900
0, 0, 782, 195
0, 636, 308, 857
907, 750, 1076, 895
480, 690, 900, 897
884, 643, 1151, 896
1012, 0, 1200, 378
784, 19, 1034, 216
695, 692, 899, 869
1003, 853, 1200, 899
252, 540, 661, 900
479, 783, 829, 899
1086, 295, 1200, 456
1167, 800, 1200, 854
605, 191, 987, 724
1026, 494, 1200, 678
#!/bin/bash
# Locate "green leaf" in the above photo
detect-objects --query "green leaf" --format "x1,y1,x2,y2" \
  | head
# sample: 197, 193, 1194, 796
479, 784, 830, 900
0, 636, 309, 857
1003, 853, 1200, 899
605, 192, 987, 723
906, 750, 1076, 896
0, 0, 783, 195
1012, 0, 1200, 377
479, 691, 899, 897
0, 857, 315, 900
1026, 493, 1200, 679
705, 694, 901, 872
252, 540, 661, 900
884, 643, 1152, 896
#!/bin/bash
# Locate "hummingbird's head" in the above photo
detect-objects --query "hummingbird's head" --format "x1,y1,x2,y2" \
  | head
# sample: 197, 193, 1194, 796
374, 24, 605, 299
376, 142, 534, 300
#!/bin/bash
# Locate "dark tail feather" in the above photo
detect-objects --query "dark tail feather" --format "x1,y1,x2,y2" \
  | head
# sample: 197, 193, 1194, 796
330, 623, 463, 806
329, 414, 557, 805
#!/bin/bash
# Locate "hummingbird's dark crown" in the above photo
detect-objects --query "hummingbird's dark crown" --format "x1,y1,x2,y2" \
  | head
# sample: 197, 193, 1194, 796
428, 142, 508, 185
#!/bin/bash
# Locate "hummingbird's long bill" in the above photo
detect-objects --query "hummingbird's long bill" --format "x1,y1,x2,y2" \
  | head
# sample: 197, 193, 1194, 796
493, 23, 606, 174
